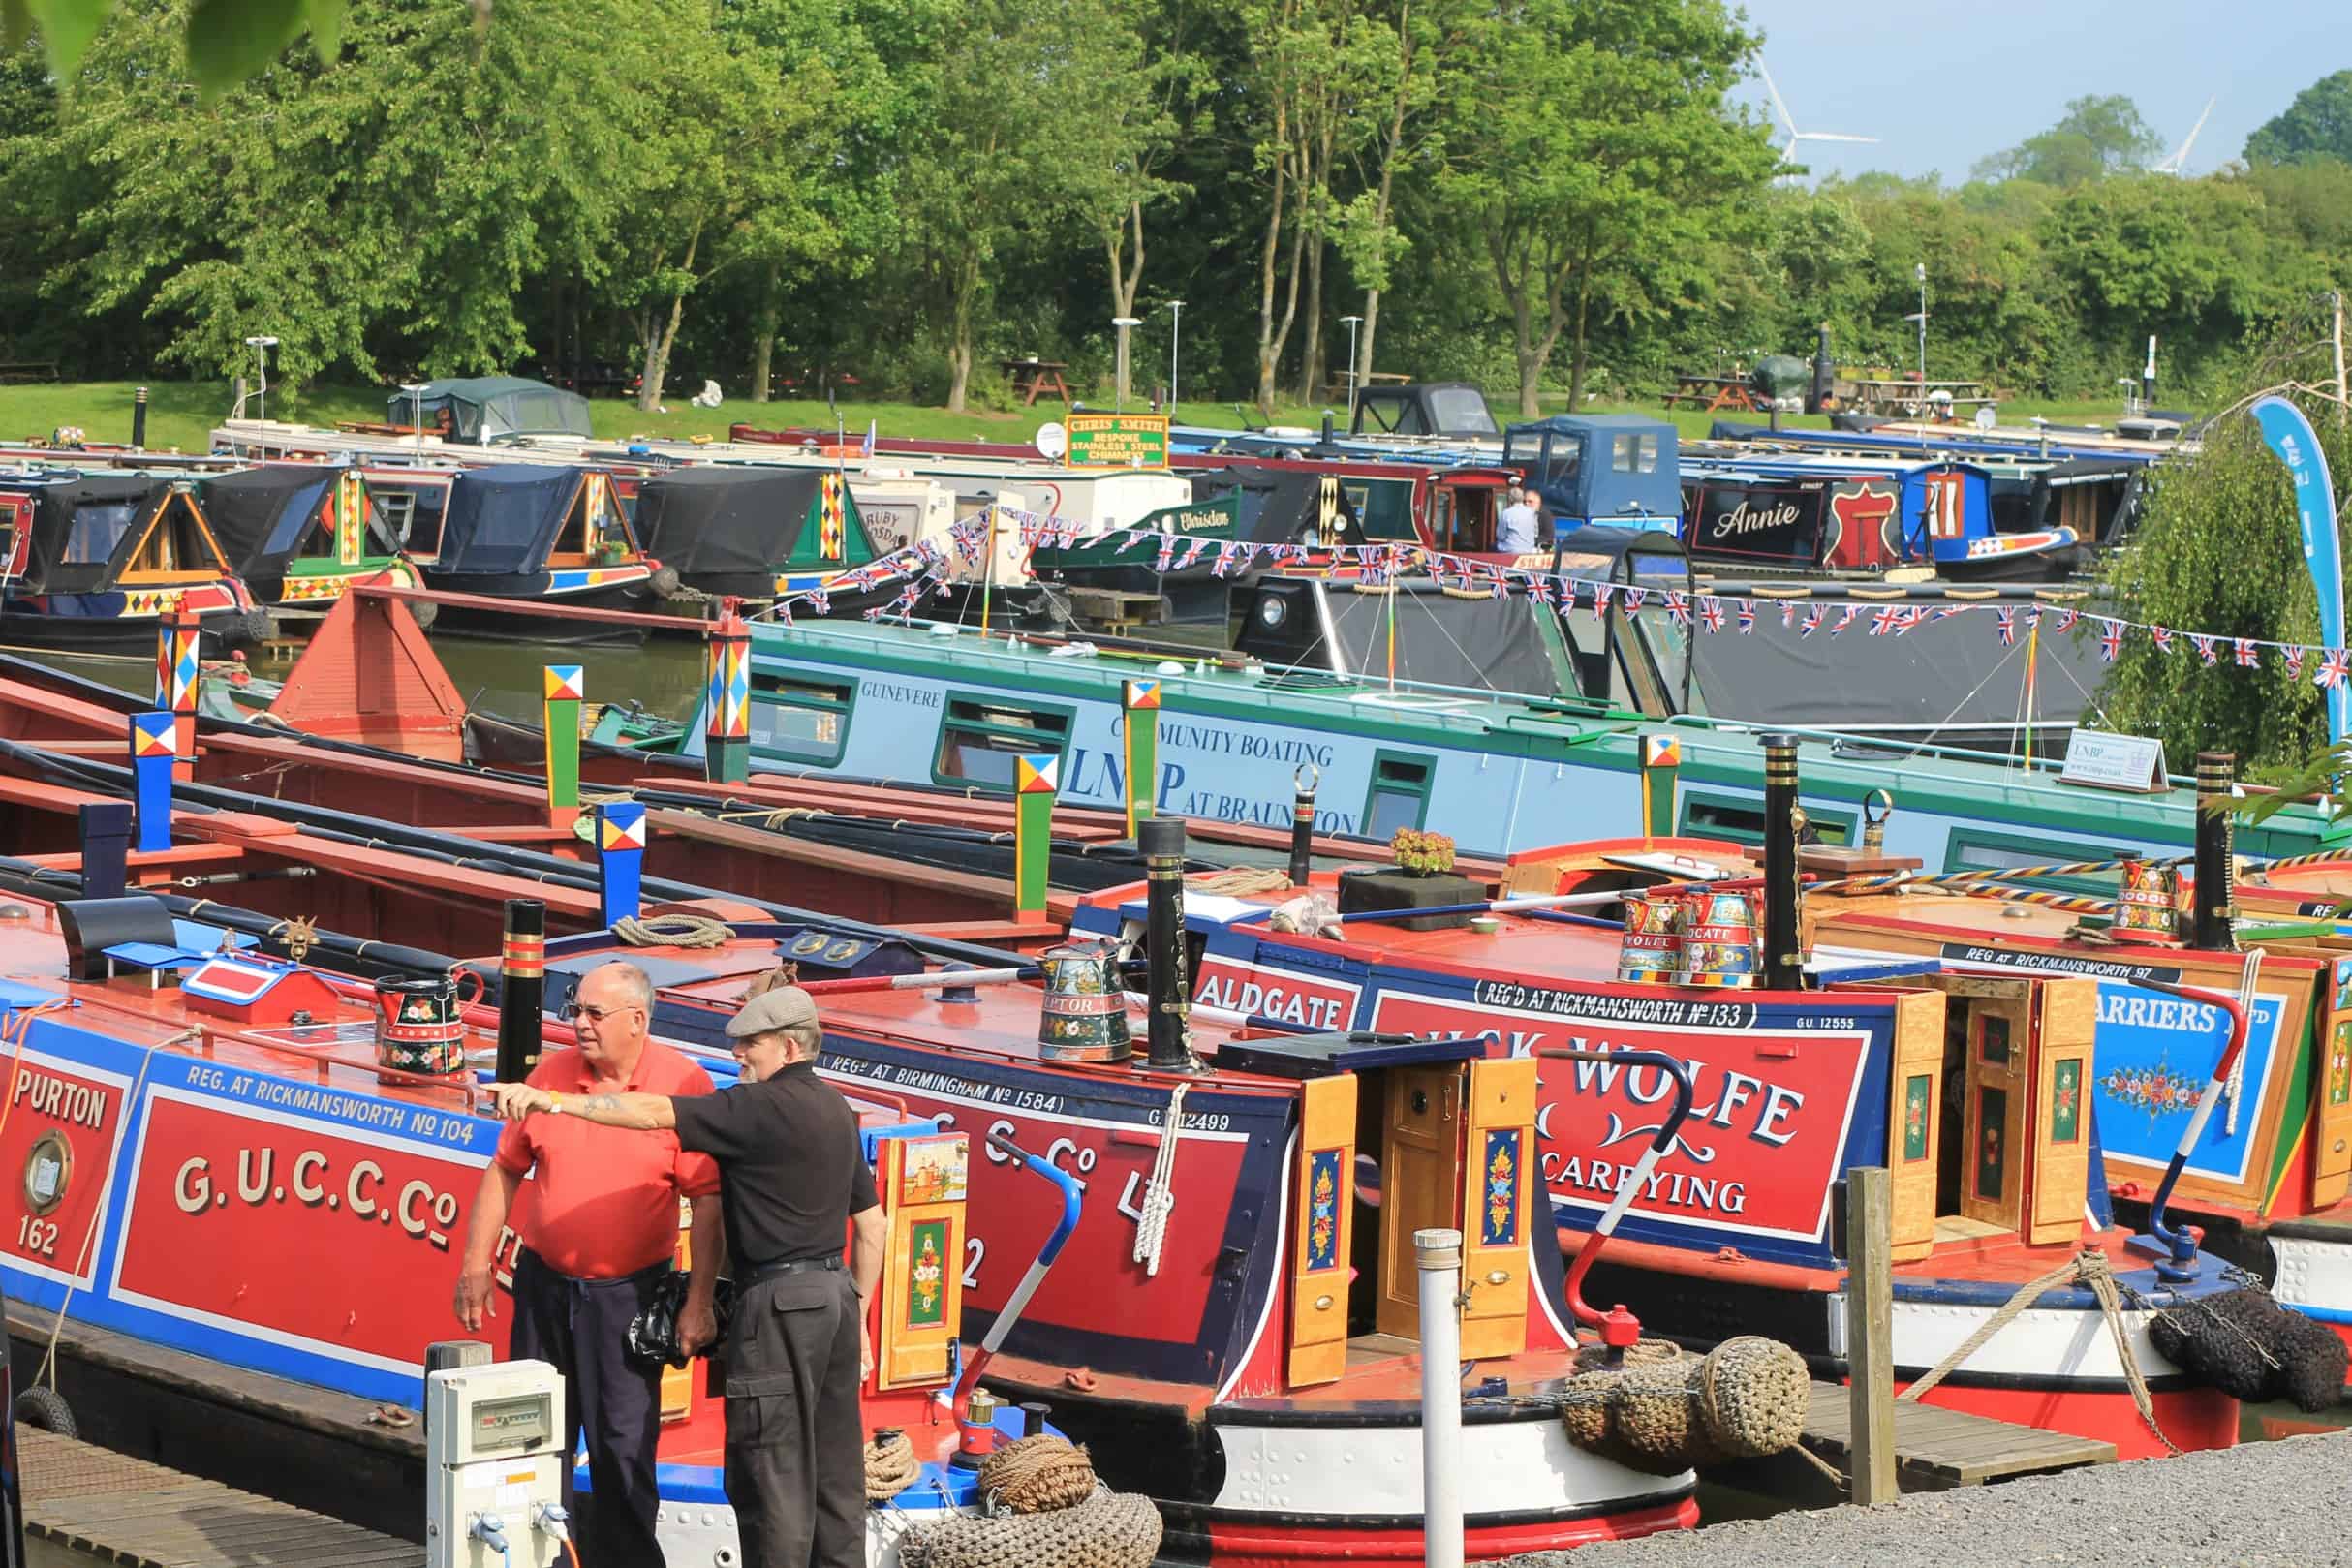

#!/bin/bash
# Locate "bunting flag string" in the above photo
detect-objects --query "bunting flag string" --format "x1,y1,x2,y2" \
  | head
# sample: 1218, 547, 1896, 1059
728, 511, 2352, 697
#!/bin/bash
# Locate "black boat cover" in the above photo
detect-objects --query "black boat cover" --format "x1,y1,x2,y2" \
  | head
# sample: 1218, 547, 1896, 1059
1, 476, 182, 594
634, 468, 826, 581
198, 467, 400, 587
433, 465, 584, 576
388, 377, 592, 443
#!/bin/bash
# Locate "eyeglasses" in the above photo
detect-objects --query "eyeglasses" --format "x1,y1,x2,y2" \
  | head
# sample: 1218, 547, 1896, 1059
561, 1001, 643, 1023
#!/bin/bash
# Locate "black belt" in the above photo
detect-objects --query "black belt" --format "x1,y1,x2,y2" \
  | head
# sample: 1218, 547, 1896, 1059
740, 1254, 846, 1286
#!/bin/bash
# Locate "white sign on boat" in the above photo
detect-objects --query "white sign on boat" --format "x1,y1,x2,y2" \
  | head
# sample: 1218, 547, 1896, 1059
2059, 728, 2168, 793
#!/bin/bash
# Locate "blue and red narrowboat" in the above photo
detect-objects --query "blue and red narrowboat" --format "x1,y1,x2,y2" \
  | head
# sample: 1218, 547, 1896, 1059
0, 474, 266, 652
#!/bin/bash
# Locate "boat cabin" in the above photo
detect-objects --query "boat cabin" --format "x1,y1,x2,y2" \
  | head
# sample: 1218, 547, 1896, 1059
196, 466, 413, 610
1349, 381, 1501, 441
385, 376, 594, 445
1505, 415, 1681, 533
0, 474, 258, 646
633, 466, 879, 599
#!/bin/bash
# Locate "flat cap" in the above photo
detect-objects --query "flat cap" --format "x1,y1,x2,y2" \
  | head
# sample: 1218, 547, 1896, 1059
727, 984, 820, 1038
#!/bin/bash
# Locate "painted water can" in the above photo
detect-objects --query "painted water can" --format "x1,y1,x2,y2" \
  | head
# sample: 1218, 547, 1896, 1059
1680, 889, 1758, 989
1037, 941, 1132, 1063
1616, 894, 1686, 986
374, 972, 480, 1077
2115, 858, 2184, 942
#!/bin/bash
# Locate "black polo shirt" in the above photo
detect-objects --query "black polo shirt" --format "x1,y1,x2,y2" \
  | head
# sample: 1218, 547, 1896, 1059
671, 1061, 880, 1271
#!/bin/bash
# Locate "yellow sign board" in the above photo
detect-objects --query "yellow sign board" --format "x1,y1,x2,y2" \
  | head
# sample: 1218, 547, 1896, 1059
1067, 413, 1170, 470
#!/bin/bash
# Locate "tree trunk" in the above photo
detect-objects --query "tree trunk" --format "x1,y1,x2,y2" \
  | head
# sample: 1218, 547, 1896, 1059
1254, 99, 1293, 413
1566, 273, 1594, 410
947, 253, 980, 414
1107, 200, 1145, 406
1355, 10, 1411, 415
1299, 236, 1325, 404
749, 266, 780, 404
636, 230, 699, 415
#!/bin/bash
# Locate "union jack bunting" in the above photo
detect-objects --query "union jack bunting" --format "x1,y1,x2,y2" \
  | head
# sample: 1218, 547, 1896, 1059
1622, 586, 1648, 616
2235, 639, 2261, 669
1781, 601, 1799, 628
1155, 535, 1178, 573
1996, 608, 2018, 647
1870, 605, 1906, 636
2190, 633, 2218, 666
1490, 574, 1508, 600
1830, 604, 1860, 636
1665, 591, 1691, 627
2151, 626, 2174, 654
2320, 649, 2349, 690
1737, 601, 1756, 634
1212, 541, 1246, 578
1175, 537, 1210, 571
775, 598, 793, 628
1591, 582, 1616, 621
2285, 644, 2307, 680
2046, 607, 2078, 635
1530, 576, 1555, 608
2098, 619, 2123, 661
806, 586, 830, 617
1116, 530, 1146, 552
1700, 597, 1724, 632
1799, 605, 1824, 638
1933, 605, 1969, 621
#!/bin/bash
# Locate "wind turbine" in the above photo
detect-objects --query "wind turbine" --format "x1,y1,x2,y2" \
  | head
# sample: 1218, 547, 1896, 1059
1758, 59, 1878, 178
2151, 96, 2216, 175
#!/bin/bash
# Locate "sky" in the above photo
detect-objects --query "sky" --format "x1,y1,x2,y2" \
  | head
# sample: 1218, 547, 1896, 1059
1730, 0, 2345, 184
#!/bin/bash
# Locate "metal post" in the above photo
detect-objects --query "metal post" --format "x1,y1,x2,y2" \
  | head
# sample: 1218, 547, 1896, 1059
2193, 752, 2237, 951
1167, 301, 1184, 417
704, 608, 751, 784
78, 803, 131, 901
543, 664, 583, 829
2142, 335, 2158, 413
1141, 815, 1193, 1068
596, 801, 647, 927
495, 898, 545, 1082
1844, 1167, 1896, 1505
1122, 678, 1161, 840
131, 385, 148, 450
1014, 753, 1059, 925
1342, 315, 1363, 427
1761, 733, 1803, 982
1414, 1227, 1465, 1568
1288, 768, 1317, 888
1913, 264, 1927, 384
129, 713, 176, 854
157, 601, 200, 779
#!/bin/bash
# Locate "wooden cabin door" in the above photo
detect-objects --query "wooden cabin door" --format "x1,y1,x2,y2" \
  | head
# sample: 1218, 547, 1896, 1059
1458, 1057, 1535, 1360
1287, 1074, 1359, 1388
1960, 994, 2031, 1233
1377, 1065, 1464, 1338
2026, 978, 2096, 1245
2315, 955, 2352, 1209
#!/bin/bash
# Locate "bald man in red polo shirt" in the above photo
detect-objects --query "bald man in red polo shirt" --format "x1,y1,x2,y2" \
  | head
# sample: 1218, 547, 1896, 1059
456, 961, 721, 1567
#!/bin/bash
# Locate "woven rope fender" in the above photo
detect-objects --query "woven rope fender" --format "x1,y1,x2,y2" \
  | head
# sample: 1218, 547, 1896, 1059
899, 1485, 1162, 1568
2151, 1285, 2349, 1412
1693, 1336, 1810, 1458
866, 1430, 920, 1501
976, 1434, 1099, 1513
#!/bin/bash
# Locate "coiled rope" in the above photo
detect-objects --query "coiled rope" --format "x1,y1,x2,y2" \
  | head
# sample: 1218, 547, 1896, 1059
865, 1430, 920, 1500
613, 913, 731, 948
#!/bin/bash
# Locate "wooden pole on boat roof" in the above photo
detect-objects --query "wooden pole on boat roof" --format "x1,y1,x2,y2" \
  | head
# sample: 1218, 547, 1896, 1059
1141, 815, 1195, 1069
543, 664, 584, 829
705, 605, 751, 785
1761, 733, 1803, 982
596, 801, 647, 928
2193, 753, 2238, 951
128, 711, 176, 854
1122, 678, 1161, 840
1638, 734, 1681, 844
156, 600, 199, 781
496, 898, 545, 1082
1845, 1166, 1897, 1505
1014, 753, 1060, 925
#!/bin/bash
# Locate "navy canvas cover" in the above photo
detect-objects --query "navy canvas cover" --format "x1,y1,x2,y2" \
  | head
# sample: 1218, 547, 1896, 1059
433, 465, 580, 576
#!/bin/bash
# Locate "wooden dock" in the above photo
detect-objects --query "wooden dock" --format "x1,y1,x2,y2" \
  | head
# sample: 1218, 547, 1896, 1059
20, 1427, 421, 1566
1797, 1380, 2116, 1490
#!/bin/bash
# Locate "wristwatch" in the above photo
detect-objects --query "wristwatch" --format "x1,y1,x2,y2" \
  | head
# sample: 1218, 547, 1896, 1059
547, 1092, 566, 1116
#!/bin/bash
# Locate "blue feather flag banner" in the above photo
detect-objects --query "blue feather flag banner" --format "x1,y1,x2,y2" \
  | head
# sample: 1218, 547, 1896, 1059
2253, 396, 2345, 744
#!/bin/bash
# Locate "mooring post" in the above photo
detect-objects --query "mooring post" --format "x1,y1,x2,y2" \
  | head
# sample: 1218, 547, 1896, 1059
131, 384, 148, 450
704, 605, 751, 784
1122, 678, 1161, 840
1415, 1227, 1465, 1568
1141, 815, 1194, 1069
1846, 1165, 1897, 1505
2192, 752, 2237, 951
543, 664, 583, 831
156, 600, 200, 780
496, 898, 545, 1083
596, 801, 647, 928
1014, 753, 1060, 925
129, 712, 176, 854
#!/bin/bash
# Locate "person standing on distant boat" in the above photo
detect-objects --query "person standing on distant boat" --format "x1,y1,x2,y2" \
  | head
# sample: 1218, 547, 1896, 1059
456, 961, 723, 1568
1498, 486, 1541, 554
491, 982, 883, 1568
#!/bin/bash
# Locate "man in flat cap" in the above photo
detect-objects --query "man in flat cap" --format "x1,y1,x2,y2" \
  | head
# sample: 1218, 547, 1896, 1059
493, 983, 884, 1568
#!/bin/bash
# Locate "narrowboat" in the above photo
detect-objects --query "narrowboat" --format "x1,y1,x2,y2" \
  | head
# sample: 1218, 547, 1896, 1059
410, 465, 660, 640
633, 466, 887, 607
194, 465, 419, 620
0, 474, 266, 652
383, 376, 594, 445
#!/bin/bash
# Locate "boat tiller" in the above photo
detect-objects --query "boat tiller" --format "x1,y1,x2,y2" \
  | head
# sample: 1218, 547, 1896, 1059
1542, 1047, 1696, 1365
950, 1130, 1082, 1465
2126, 978, 2247, 1282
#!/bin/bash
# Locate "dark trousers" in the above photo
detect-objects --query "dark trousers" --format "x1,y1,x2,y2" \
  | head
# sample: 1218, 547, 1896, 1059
724, 1270, 864, 1568
509, 1248, 667, 1568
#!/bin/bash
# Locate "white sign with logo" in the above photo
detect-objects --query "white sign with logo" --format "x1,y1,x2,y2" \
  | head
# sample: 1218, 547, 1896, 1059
2059, 728, 2169, 793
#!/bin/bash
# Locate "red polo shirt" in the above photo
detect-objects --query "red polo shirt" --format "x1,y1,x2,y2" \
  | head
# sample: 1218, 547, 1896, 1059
493, 1044, 722, 1279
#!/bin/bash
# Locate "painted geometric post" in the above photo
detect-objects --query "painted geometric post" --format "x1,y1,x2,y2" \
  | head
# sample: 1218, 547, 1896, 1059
544, 664, 584, 829
1122, 678, 1161, 839
129, 711, 177, 853
156, 599, 200, 780
1638, 733, 1681, 843
1014, 753, 1060, 924
597, 801, 648, 927
705, 608, 751, 784
334, 468, 366, 565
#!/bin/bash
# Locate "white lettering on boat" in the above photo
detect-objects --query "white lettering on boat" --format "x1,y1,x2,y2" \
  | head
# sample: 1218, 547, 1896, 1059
11, 1069, 108, 1130
1195, 974, 1348, 1030
172, 1148, 461, 1249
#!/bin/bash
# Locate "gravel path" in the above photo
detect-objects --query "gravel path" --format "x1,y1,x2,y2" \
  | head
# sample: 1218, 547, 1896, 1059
1501, 1432, 2352, 1568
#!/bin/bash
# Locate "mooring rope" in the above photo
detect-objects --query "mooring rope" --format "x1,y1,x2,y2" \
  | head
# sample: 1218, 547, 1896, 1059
614, 912, 731, 948
1131, 1083, 1187, 1277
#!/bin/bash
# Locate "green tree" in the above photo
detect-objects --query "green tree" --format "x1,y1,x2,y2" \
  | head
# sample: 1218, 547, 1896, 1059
4, 0, 351, 98
2245, 70, 2352, 166
1428, 0, 1775, 414
1973, 94, 2160, 186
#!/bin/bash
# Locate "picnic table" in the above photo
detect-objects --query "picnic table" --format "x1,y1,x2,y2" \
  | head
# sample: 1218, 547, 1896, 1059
0, 361, 60, 384
1846, 378, 1995, 419
1662, 373, 1763, 413
1001, 358, 1071, 407
1322, 370, 1412, 402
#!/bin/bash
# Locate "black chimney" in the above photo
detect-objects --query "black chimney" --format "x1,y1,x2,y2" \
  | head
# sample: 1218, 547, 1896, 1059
2191, 752, 2237, 951
1761, 734, 1803, 982
1140, 816, 1193, 1068
496, 898, 547, 1081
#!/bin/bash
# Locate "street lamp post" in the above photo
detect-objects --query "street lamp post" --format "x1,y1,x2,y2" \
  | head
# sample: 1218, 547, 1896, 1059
1166, 300, 1185, 416
399, 381, 431, 456
1341, 315, 1364, 426
244, 335, 280, 423
1913, 262, 1927, 383
1112, 316, 1143, 413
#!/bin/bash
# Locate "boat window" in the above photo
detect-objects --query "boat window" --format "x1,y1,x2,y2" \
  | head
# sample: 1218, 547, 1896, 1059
1425, 387, 1499, 437
1611, 434, 1659, 475
1943, 828, 2126, 897
1679, 791, 1852, 848
932, 695, 1073, 790
64, 502, 138, 564
1362, 751, 1434, 838
1544, 438, 1582, 494
749, 673, 856, 766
